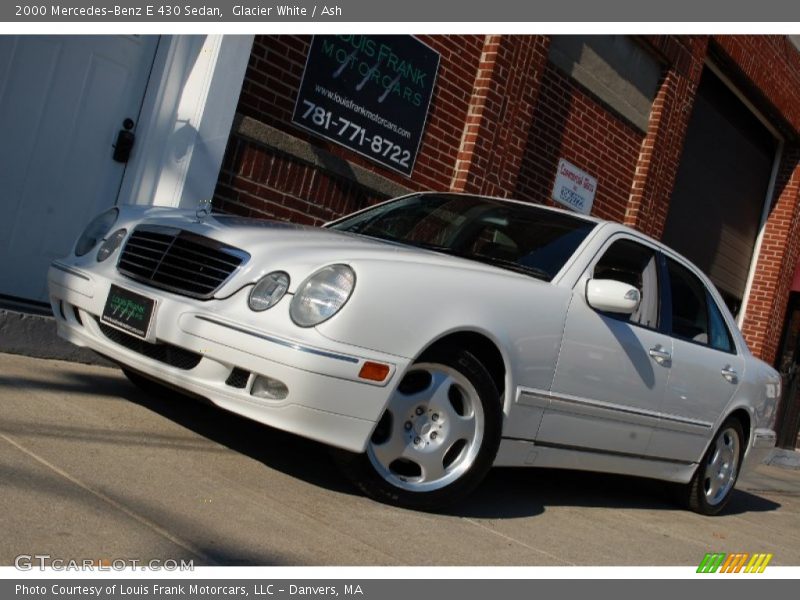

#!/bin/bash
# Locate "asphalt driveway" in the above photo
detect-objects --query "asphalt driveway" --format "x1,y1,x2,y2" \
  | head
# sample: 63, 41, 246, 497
1, 352, 798, 566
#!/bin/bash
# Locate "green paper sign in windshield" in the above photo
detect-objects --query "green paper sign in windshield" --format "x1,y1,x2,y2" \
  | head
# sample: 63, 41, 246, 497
292, 35, 440, 176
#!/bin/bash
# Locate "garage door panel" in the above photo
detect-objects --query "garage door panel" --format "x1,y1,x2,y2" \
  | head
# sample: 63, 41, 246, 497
0, 36, 159, 302
662, 68, 777, 313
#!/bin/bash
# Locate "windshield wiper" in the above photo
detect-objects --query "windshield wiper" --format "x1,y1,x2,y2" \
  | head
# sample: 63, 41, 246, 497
471, 255, 551, 280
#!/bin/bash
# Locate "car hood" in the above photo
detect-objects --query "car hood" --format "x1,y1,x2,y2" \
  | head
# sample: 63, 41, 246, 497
125, 208, 538, 294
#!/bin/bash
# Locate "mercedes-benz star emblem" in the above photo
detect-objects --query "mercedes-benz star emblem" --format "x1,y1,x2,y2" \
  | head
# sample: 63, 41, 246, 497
195, 199, 211, 223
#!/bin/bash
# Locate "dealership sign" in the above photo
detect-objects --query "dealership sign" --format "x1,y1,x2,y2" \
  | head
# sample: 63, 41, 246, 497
292, 35, 440, 176
551, 158, 597, 215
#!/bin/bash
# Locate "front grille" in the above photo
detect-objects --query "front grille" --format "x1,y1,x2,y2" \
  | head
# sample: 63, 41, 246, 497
117, 226, 248, 299
96, 319, 202, 370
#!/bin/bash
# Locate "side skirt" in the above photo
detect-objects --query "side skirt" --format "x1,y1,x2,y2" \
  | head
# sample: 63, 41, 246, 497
494, 438, 698, 484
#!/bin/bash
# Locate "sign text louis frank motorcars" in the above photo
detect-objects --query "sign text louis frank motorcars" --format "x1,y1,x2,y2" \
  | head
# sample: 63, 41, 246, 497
552, 158, 598, 215
292, 35, 440, 176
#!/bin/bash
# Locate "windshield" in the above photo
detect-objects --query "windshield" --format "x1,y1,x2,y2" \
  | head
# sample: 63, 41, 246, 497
328, 194, 596, 281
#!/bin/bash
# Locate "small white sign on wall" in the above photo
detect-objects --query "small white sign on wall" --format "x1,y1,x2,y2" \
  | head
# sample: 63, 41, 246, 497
551, 158, 597, 215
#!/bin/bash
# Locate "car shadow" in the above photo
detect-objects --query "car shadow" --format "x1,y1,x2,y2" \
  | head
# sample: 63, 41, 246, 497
61, 369, 785, 520
115, 375, 359, 497
447, 467, 781, 519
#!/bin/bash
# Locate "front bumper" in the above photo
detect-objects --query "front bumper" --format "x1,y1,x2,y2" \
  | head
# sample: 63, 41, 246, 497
48, 260, 409, 453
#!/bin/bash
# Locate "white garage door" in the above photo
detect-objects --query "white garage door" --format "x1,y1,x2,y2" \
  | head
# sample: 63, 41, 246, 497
0, 35, 159, 302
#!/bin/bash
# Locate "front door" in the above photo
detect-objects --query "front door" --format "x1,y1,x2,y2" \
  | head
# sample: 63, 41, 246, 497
0, 35, 159, 302
543, 236, 670, 456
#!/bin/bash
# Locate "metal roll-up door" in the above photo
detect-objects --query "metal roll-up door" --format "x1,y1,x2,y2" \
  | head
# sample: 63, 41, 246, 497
662, 68, 778, 317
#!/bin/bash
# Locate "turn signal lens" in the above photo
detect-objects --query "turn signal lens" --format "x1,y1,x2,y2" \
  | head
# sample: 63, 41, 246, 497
358, 361, 391, 382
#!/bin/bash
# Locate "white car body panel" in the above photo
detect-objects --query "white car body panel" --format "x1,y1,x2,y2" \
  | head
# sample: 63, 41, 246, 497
48, 195, 780, 490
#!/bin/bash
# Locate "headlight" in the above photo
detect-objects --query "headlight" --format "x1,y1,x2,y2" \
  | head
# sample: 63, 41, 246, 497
96, 228, 127, 262
248, 271, 290, 312
290, 264, 355, 327
75, 208, 119, 257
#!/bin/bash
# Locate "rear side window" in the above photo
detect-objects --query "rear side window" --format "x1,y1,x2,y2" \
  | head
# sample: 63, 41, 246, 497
707, 293, 735, 353
667, 258, 736, 353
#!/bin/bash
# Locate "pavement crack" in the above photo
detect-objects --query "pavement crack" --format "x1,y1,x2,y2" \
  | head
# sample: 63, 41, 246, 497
461, 517, 574, 565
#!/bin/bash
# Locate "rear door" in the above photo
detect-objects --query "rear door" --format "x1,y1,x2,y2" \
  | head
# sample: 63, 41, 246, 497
648, 257, 746, 461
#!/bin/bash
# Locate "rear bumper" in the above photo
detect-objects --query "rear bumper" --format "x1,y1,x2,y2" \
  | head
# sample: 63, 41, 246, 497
743, 428, 777, 472
48, 261, 408, 453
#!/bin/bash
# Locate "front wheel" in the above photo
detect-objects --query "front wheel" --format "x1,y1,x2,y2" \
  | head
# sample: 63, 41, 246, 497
685, 417, 745, 515
335, 346, 502, 511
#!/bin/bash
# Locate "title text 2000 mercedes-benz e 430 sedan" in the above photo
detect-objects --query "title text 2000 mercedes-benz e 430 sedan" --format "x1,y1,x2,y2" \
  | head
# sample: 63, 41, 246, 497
48, 193, 780, 513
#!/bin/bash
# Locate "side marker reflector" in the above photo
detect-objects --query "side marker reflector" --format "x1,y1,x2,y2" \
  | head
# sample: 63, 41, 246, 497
359, 361, 390, 382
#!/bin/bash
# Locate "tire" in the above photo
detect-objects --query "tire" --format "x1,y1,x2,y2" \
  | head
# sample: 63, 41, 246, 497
334, 345, 502, 511
685, 417, 745, 515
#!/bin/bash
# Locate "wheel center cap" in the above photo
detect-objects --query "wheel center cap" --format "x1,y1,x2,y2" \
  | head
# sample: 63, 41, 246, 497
416, 421, 433, 437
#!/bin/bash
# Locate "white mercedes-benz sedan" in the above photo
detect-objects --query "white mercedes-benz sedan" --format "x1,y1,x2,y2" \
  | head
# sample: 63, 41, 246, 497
48, 192, 780, 513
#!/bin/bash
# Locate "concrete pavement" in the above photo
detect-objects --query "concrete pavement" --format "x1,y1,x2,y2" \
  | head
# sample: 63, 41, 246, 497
1, 352, 798, 566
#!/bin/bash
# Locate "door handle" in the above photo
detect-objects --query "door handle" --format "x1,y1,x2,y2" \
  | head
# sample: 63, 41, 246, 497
721, 365, 738, 384
648, 345, 671, 364
112, 118, 136, 163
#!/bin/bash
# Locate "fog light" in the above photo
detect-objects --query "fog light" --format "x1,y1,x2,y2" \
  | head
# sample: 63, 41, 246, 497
251, 375, 288, 400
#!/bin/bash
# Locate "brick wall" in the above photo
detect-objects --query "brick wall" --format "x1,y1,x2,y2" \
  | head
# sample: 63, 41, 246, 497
514, 61, 643, 223
712, 36, 800, 133
215, 34, 486, 224
214, 135, 387, 225
451, 35, 550, 196
740, 148, 800, 361
624, 36, 708, 238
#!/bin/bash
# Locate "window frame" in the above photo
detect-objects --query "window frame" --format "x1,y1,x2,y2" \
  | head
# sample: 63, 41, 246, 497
706, 288, 737, 355
579, 233, 666, 334
661, 254, 739, 356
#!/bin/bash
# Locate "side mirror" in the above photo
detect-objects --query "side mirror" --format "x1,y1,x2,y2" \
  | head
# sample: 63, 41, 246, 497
586, 279, 641, 315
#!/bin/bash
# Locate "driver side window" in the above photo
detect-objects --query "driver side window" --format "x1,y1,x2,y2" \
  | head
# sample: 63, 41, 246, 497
593, 239, 660, 329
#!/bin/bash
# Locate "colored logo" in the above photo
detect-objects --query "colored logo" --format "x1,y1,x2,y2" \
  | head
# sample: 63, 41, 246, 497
697, 553, 773, 573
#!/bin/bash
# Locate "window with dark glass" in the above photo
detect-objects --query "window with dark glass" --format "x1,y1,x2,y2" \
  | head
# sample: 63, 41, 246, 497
707, 292, 735, 353
666, 259, 710, 345
329, 194, 596, 281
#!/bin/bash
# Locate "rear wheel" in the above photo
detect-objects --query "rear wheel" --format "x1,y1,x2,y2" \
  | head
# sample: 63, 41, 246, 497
335, 346, 502, 511
685, 417, 745, 515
